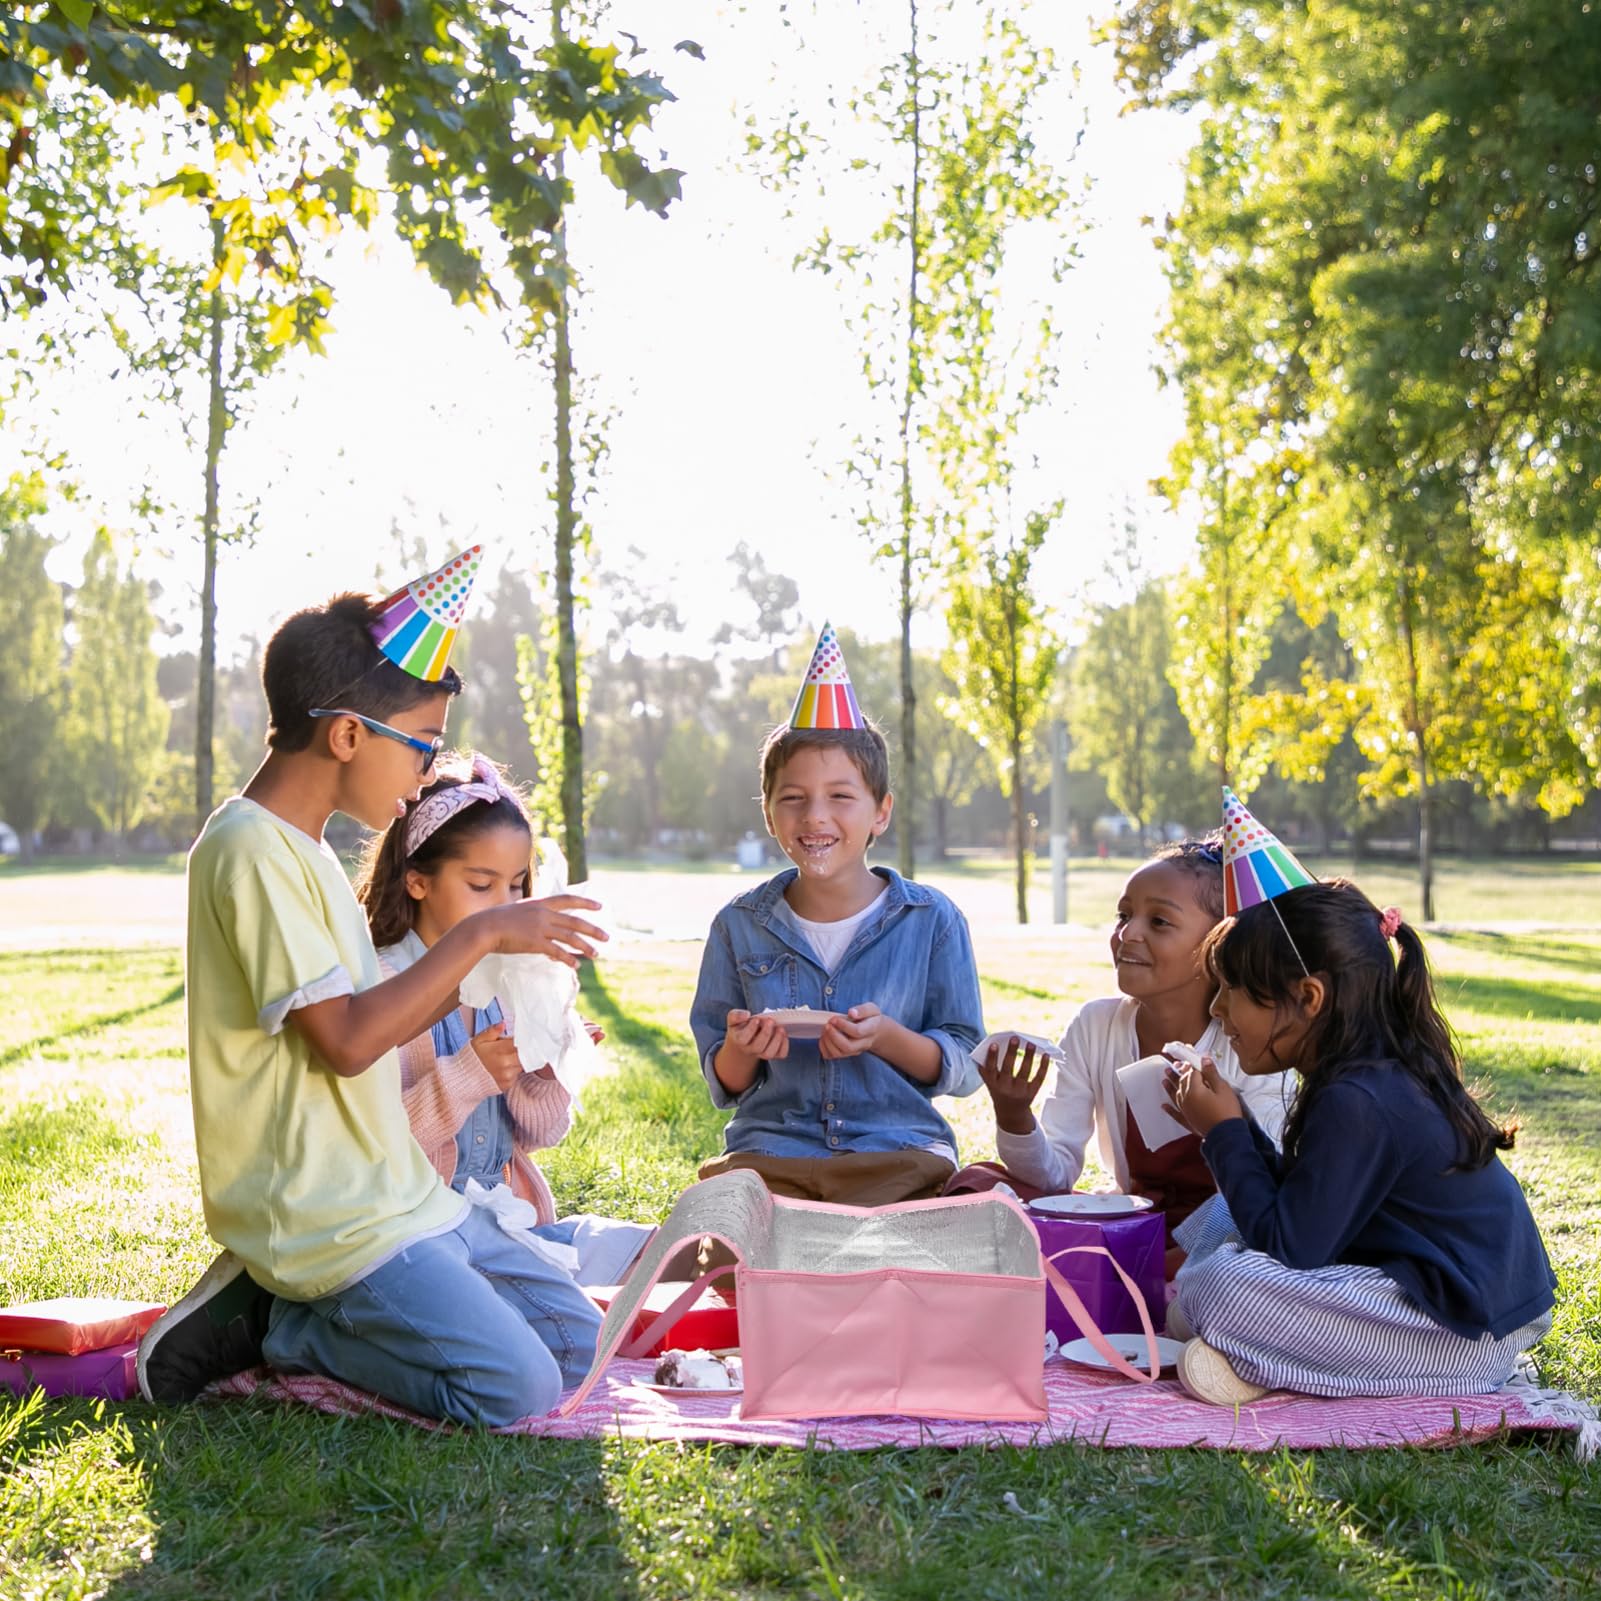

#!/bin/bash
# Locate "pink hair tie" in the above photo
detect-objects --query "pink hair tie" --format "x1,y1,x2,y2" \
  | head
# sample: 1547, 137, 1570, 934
404, 753, 519, 856
1378, 906, 1403, 940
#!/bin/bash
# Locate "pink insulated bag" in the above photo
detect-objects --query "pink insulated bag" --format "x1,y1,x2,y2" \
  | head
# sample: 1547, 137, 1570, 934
563, 1170, 1160, 1422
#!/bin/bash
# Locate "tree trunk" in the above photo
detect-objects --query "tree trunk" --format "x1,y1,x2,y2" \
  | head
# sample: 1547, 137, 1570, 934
1397, 574, 1434, 921
196, 216, 226, 834
1012, 731, 1028, 924
931, 791, 947, 860
895, 0, 922, 882
550, 6, 587, 883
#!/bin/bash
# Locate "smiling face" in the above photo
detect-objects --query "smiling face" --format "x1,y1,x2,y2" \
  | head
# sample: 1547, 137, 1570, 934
762, 744, 892, 882
331, 694, 450, 832
1109, 860, 1218, 1007
406, 820, 533, 946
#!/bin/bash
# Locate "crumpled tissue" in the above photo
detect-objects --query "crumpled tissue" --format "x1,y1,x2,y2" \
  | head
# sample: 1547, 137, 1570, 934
458, 951, 603, 1097
462, 1179, 580, 1275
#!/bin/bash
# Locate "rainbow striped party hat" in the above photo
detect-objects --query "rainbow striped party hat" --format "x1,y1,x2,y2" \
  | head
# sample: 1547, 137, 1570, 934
1221, 786, 1317, 917
369, 546, 483, 682
789, 622, 866, 731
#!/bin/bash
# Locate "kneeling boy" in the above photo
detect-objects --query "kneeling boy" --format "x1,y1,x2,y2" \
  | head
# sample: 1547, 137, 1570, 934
140, 551, 605, 1425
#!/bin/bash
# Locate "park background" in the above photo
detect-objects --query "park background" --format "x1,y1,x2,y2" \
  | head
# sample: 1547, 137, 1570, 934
3, 2, 1600, 1598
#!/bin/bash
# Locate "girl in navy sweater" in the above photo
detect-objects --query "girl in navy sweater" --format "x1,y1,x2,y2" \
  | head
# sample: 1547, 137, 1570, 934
1163, 880, 1555, 1406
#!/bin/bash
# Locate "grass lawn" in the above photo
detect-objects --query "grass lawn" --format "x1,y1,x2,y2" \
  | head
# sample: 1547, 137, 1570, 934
1, 887, 1599, 1597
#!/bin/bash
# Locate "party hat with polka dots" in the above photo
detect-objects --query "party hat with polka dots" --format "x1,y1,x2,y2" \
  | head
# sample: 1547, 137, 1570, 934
789, 621, 866, 730
369, 546, 483, 682
1221, 786, 1316, 917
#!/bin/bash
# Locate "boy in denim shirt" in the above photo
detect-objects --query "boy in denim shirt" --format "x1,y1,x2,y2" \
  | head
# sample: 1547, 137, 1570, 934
689, 626, 984, 1203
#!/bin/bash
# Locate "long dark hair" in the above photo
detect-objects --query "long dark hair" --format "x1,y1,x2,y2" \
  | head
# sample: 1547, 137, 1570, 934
1201, 880, 1514, 1170
355, 756, 534, 950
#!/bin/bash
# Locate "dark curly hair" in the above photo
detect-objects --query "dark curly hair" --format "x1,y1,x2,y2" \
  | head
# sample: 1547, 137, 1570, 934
355, 756, 534, 950
1150, 833, 1226, 922
263, 592, 463, 752
1201, 880, 1515, 1171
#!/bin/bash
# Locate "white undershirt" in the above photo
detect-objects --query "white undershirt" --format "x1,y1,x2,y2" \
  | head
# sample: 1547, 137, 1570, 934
785, 885, 889, 973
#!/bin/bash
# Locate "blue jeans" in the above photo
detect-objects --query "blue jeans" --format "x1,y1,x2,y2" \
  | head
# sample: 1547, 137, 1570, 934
262, 1202, 602, 1426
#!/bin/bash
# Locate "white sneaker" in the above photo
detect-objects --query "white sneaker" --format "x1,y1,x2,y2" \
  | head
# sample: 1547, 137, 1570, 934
1165, 1299, 1195, 1341
1176, 1338, 1269, 1406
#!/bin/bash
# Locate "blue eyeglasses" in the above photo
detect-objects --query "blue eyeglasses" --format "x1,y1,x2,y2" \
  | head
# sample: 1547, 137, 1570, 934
308, 708, 443, 775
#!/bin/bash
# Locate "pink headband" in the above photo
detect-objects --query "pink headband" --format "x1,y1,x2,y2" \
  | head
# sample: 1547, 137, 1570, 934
1378, 906, 1403, 940
405, 753, 522, 856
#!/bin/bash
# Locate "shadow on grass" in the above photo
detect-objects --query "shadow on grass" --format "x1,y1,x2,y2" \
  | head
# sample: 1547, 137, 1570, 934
1443, 974, 1601, 1025
0, 1400, 638, 1601
543, 964, 725, 1222
0, 983, 186, 1071
1439, 930, 1601, 975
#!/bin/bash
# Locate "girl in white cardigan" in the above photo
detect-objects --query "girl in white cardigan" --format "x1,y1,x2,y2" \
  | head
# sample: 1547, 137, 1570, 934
955, 840, 1291, 1272
356, 752, 651, 1287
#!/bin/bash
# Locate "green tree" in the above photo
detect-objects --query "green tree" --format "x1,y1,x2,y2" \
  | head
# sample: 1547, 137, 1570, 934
0, 474, 64, 856
944, 507, 1062, 922
1116, 0, 1601, 913
1073, 565, 1199, 849
63, 529, 169, 846
751, 3, 1076, 877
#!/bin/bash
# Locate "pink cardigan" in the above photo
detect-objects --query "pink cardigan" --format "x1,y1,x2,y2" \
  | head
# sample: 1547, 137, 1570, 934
381, 953, 572, 1225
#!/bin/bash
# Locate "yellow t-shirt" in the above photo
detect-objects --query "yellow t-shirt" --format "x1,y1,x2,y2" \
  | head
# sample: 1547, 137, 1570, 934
185, 797, 463, 1299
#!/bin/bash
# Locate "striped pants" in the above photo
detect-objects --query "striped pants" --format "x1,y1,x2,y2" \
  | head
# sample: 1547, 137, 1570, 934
1172, 1196, 1552, 1398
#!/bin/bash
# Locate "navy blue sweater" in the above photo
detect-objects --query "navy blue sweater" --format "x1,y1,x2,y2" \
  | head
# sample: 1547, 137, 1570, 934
1200, 1061, 1556, 1340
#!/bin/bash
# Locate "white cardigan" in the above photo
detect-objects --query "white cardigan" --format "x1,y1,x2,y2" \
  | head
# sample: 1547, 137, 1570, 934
993, 995, 1293, 1194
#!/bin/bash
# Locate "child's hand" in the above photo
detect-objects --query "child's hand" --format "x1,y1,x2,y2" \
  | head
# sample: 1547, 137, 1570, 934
1163, 1054, 1243, 1137
489, 894, 607, 966
977, 1035, 1051, 1136
724, 1009, 790, 1062
472, 1020, 524, 1092
819, 1003, 887, 1060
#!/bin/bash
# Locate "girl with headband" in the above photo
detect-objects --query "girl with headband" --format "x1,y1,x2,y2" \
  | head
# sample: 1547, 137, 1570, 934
356, 753, 652, 1290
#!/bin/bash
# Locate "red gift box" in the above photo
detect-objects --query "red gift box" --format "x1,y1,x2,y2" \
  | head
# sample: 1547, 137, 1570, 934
1, 1341, 140, 1400
1026, 1209, 1165, 1340
588, 1280, 740, 1356
0, 1298, 165, 1356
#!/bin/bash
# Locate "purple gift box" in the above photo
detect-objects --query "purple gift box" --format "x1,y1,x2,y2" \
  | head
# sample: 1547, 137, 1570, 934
1028, 1209, 1165, 1340
1, 1341, 139, 1401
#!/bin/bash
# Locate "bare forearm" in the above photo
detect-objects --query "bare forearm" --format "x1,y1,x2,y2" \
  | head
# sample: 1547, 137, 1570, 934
291, 916, 495, 1076
711, 1040, 761, 1096
874, 1020, 942, 1084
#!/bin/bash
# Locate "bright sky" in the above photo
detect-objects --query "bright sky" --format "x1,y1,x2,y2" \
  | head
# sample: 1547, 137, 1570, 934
13, 0, 1195, 665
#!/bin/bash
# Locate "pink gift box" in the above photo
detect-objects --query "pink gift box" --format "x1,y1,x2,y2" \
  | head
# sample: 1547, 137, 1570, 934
1027, 1208, 1165, 1340
1, 1341, 140, 1400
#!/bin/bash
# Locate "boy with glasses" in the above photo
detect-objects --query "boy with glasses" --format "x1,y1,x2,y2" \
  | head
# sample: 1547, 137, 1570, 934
139, 553, 609, 1425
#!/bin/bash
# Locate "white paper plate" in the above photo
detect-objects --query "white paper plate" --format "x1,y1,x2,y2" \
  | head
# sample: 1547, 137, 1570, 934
1058, 1332, 1183, 1372
968, 1030, 1066, 1069
630, 1380, 743, 1396
1029, 1192, 1155, 1217
758, 1008, 841, 1040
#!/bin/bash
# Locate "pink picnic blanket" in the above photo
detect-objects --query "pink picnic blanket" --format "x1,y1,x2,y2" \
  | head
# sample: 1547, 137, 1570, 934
209, 1360, 1597, 1453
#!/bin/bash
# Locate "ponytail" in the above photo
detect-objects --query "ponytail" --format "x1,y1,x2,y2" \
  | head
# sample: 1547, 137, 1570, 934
1205, 882, 1516, 1170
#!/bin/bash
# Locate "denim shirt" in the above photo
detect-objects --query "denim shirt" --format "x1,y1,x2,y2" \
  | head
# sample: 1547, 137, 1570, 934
689, 866, 984, 1159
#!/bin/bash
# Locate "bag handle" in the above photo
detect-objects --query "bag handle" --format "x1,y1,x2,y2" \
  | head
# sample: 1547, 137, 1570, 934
560, 1231, 742, 1415
1041, 1244, 1162, 1384
618, 1263, 738, 1360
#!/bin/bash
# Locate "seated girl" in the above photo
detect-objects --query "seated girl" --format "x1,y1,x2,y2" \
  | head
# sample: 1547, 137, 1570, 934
356, 753, 650, 1287
1165, 879, 1556, 1405
951, 840, 1292, 1269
